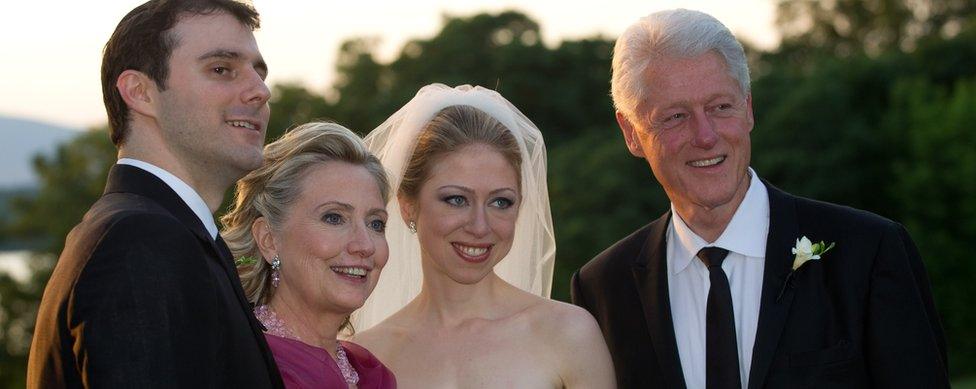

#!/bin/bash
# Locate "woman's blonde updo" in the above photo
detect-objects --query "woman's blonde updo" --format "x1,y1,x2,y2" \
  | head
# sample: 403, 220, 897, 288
399, 105, 522, 201
221, 122, 389, 306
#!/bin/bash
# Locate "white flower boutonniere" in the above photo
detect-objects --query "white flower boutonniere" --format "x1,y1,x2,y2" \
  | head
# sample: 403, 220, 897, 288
791, 236, 835, 271
778, 236, 836, 301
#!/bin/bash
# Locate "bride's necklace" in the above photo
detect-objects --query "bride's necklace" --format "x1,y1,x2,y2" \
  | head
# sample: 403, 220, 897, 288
254, 305, 360, 385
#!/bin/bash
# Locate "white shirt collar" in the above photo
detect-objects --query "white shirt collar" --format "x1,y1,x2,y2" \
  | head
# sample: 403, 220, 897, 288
669, 168, 770, 275
117, 158, 219, 240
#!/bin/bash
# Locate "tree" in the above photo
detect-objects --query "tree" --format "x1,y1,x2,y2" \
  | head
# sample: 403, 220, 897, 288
1, 128, 115, 385
887, 76, 976, 375
776, 0, 976, 56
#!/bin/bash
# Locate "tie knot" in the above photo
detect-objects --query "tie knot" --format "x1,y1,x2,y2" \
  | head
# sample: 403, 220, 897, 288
697, 246, 729, 268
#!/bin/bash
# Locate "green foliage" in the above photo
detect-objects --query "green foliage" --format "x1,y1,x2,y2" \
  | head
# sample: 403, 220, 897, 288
887, 76, 976, 374
777, 0, 976, 56
266, 83, 333, 140
1, 128, 114, 386
548, 131, 669, 301
0, 272, 33, 388
6, 129, 115, 258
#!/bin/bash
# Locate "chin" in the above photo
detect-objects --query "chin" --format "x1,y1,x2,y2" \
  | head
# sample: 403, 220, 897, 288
446, 268, 494, 285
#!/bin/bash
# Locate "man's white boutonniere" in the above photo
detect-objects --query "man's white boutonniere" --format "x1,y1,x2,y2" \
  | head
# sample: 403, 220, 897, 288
777, 236, 835, 301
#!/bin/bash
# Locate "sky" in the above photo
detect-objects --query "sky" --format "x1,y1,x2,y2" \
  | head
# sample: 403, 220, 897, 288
0, 0, 779, 130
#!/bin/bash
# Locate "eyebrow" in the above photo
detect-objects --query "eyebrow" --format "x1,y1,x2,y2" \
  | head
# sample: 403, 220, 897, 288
316, 201, 353, 212
317, 201, 388, 216
197, 49, 268, 76
439, 185, 518, 196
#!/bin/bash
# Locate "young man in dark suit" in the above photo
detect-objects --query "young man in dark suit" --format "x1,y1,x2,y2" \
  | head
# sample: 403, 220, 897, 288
571, 9, 948, 389
28, 1, 284, 387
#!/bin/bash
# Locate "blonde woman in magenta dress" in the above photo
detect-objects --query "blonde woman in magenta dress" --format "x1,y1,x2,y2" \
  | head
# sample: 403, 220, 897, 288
223, 122, 396, 388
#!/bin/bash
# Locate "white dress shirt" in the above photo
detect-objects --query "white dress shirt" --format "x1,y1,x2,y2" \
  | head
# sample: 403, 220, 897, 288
117, 158, 219, 240
667, 168, 769, 389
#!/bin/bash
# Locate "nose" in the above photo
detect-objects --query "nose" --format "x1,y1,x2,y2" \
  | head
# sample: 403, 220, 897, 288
241, 68, 271, 106
689, 109, 718, 149
464, 205, 492, 238
347, 223, 376, 258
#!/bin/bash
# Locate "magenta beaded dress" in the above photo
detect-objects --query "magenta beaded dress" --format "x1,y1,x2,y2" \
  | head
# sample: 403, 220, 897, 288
255, 306, 396, 389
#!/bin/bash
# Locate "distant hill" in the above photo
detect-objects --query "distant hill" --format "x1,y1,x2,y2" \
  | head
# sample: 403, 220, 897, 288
0, 116, 82, 189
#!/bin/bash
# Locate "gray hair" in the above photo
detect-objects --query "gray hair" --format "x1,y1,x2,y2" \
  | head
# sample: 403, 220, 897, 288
221, 122, 390, 307
611, 9, 750, 121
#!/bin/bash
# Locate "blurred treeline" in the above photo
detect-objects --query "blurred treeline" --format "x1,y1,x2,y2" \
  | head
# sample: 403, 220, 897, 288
2, 0, 976, 386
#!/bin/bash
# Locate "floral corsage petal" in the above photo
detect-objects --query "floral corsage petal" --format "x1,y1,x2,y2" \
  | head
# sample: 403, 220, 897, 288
791, 236, 835, 271
777, 236, 836, 301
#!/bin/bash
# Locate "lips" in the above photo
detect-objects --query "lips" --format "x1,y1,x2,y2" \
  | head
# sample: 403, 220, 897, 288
688, 155, 725, 167
330, 265, 370, 283
452, 242, 491, 263
226, 120, 260, 132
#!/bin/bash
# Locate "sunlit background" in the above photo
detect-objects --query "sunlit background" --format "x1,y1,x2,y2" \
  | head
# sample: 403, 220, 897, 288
2, 0, 975, 387
0, 0, 777, 129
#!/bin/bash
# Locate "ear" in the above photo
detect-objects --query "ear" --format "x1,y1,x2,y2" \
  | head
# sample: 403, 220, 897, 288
616, 110, 645, 158
251, 217, 278, 265
397, 194, 416, 226
116, 69, 158, 119
745, 94, 755, 133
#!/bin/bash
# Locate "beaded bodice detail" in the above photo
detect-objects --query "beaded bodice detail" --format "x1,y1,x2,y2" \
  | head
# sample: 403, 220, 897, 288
254, 305, 360, 385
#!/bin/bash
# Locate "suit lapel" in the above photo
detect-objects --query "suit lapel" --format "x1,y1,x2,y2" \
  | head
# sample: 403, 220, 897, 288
106, 165, 283, 387
632, 211, 687, 389
747, 181, 799, 389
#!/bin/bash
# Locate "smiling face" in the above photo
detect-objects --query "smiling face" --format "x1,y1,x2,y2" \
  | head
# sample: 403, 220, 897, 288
153, 11, 271, 181
402, 143, 521, 285
618, 51, 754, 215
267, 162, 389, 316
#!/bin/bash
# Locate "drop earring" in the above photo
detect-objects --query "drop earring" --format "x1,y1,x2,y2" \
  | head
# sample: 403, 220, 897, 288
270, 254, 281, 288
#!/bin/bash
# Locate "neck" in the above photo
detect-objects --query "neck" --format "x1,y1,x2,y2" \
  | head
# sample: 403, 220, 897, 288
119, 137, 232, 213
413, 267, 508, 327
266, 293, 345, 354
672, 173, 752, 243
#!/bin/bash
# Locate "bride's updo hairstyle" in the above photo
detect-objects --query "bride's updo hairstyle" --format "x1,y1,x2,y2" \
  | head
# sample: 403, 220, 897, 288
398, 105, 522, 200
221, 122, 389, 306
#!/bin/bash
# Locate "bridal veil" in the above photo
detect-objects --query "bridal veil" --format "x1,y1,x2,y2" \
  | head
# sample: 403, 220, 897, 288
353, 84, 556, 331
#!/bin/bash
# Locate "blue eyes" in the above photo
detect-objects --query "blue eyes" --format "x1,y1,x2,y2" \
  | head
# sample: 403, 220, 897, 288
442, 195, 515, 209
444, 195, 467, 207
369, 220, 386, 233
665, 113, 686, 122
322, 213, 386, 233
490, 198, 514, 209
323, 213, 343, 225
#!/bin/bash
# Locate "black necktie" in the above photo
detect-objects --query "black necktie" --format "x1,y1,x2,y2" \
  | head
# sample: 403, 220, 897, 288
697, 247, 742, 389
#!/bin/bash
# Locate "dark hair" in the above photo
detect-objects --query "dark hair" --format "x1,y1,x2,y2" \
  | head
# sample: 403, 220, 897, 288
399, 105, 522, 200
101, 0, 260, 146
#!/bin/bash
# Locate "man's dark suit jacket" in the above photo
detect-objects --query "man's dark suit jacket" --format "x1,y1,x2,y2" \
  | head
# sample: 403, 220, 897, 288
572, 181, 948, 388
28, 164, 284, 388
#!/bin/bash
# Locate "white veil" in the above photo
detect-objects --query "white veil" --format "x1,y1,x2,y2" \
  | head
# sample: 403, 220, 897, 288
353, 84, 556, 331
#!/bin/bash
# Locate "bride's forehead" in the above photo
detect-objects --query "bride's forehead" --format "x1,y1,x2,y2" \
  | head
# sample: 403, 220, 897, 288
422, 149, 518, 185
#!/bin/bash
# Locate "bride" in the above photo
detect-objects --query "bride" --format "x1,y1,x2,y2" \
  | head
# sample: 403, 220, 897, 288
351, 84, 615, 387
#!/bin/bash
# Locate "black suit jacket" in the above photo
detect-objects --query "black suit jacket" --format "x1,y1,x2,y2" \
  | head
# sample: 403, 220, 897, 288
572, 181, 948, 388
28, 164, 284, 388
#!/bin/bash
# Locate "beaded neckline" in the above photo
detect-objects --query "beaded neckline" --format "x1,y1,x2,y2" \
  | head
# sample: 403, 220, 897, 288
254, 305, 360, 385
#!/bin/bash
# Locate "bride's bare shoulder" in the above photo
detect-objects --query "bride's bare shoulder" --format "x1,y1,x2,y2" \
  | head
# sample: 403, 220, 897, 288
349, 315, 415, 358
524, 297, 601, 339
